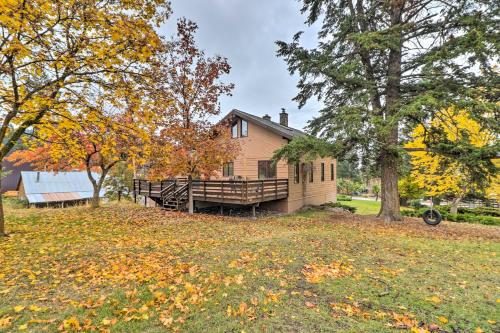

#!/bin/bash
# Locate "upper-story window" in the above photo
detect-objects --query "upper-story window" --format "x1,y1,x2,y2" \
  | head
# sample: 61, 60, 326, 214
231, 123, 238, 138
241, 120, 248, 137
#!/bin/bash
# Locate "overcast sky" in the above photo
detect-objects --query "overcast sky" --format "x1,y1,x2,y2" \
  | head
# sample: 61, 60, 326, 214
160, 0, 321, 131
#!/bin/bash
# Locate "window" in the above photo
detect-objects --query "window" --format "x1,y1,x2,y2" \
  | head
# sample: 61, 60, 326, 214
309, 162, 314, 183
231, 123, 238, 138
294, 163, 300, 184
241, 120, 248, 137
223, 162, 234, 177
331, 163, 334, 181
321, 163, 325, 181
258, 160, 276, 179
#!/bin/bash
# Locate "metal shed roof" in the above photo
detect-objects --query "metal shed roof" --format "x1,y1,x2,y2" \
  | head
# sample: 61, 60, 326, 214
20, 171, 105, 204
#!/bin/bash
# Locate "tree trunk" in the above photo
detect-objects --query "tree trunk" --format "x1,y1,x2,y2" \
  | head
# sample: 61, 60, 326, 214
0, 161, 6, 237
91, 185, 100, 208
450, 197, 462, 215
378, 150, 402, 222
377, 0, 404, 222
0, 191, 5, 237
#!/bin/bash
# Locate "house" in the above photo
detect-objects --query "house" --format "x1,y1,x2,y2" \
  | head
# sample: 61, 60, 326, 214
216, 109, 336, 213
134, 109, 336, 214
17, 171, 105, 207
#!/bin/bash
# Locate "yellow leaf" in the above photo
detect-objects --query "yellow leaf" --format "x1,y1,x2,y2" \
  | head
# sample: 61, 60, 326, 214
487, 320, 496, 325
235, 274, 244, 285
28, 305, 42, 312
62, 317, 80, 330
14, 306, 25, 313
438, 316, 448, 324
427, 296, 441, 304
0, 316, 13, 328
475, 328, 483, 333
18, 324, 28, 330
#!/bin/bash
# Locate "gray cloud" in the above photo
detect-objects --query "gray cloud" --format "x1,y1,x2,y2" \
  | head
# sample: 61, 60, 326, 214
159, 0, 322, 131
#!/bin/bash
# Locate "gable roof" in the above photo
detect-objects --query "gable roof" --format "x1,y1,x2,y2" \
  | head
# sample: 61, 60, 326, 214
1, 159, 33, 193
223, 109, 306, 140
19, 171, 105, 204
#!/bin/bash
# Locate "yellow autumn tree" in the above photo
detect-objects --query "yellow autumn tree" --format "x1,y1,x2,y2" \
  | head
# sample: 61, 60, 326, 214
0, 0, 170, 235
405, 108, 497, 214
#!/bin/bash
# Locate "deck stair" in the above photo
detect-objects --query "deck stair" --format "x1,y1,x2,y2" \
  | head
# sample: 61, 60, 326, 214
161, 182, 188, 211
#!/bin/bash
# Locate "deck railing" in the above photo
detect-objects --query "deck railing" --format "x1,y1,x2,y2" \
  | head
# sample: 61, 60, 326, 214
133, 178, 288, 205
192, 179, 288, 204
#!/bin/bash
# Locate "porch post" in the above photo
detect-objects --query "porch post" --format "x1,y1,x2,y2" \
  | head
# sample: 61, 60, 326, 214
188, 177, 194, 214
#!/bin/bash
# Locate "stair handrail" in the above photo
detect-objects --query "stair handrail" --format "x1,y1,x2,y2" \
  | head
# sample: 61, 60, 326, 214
173, 183, 189, 199
160, 182, 176, 202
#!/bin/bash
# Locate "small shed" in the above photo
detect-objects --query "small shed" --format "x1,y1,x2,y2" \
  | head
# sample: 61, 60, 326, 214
17, 171, 105, 207
1, 159, 33, 194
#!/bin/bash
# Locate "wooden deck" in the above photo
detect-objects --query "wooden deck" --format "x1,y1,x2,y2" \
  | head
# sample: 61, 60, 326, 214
133, 179, 289, 205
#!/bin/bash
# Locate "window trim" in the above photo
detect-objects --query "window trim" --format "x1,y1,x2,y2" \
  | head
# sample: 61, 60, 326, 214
231, 122, 238, 138
223, 162, 234, 177
240, 119, 248, 137
321, 162, 325, 182
309, 162, 314, 183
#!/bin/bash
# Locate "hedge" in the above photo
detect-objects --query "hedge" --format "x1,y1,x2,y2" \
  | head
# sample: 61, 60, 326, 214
337, 194, 352, 201
323, 202, 357, 213
401, 208, 500, 226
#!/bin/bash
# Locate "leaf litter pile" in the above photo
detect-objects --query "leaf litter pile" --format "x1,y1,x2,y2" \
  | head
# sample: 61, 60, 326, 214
0, 203, 499, 332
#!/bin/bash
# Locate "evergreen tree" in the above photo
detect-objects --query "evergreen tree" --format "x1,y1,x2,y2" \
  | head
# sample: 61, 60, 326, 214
277, 0, 498, 221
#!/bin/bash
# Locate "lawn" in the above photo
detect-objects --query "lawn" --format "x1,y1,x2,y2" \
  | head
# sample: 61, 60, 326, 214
1, 202, 499, 333
344, 199, 382, 215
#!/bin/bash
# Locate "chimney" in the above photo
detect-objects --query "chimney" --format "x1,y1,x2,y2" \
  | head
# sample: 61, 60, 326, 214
280, 108, 288, 127
263, 114, 271, 121
36, 171, 40, 182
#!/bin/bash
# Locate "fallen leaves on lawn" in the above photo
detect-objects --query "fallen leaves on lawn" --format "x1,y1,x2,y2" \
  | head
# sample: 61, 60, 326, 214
302, 260, 353, 283
1, 204, 498, 331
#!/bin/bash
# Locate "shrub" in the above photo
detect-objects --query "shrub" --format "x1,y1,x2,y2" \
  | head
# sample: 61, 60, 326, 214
457, 207, 500, 217
401, 208, 500, 226
324, 202, 357, 213
408, 199, 424, 209
337, 194, 352, 201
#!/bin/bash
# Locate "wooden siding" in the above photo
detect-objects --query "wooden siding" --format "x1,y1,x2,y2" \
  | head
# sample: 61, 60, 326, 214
214, 117, 337, 213
216, 119, 289, 180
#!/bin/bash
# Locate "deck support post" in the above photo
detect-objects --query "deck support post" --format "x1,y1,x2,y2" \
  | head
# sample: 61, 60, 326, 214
188, 178, 194, 214
252, 204, 256, 219
220, 205, 224, 215
144, 195, 147, 207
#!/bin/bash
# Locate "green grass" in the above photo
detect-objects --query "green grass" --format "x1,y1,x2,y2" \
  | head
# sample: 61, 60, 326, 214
344, 199, 381, 215
0, 202, 499, 332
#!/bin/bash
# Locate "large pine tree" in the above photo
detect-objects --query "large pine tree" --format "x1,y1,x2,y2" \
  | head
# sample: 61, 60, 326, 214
277, 0, 498, 221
